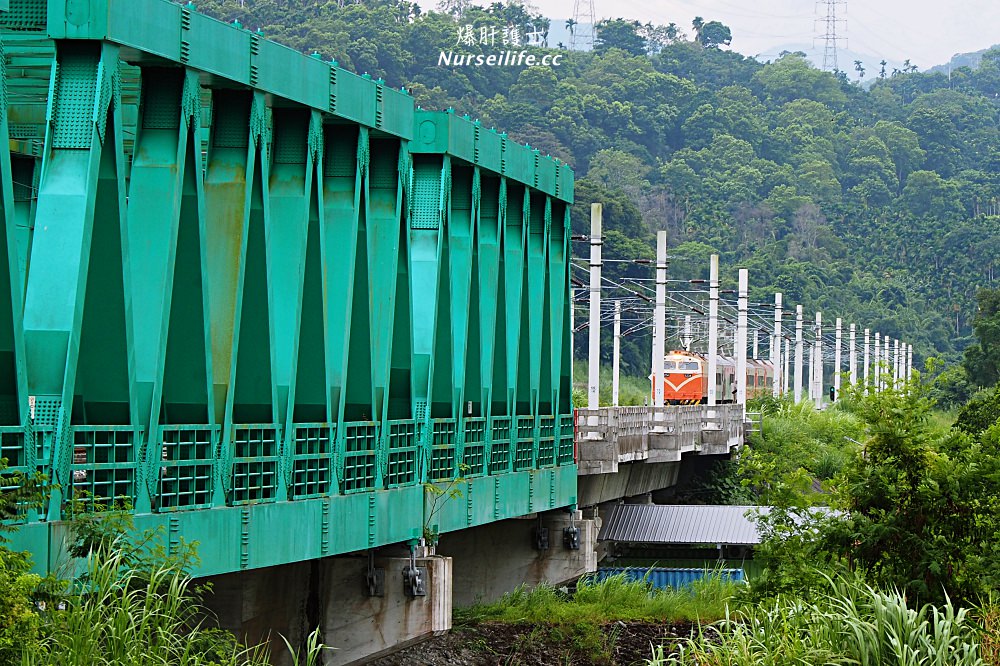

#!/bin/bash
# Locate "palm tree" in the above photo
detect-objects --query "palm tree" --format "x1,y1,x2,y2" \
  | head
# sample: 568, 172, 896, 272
854, 59, 865, 79
692, 15, 704, 43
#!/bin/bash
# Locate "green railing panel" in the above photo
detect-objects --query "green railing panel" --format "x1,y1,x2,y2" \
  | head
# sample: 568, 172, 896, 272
230, 425, 279, 505
489, 416, 512, 475
514, 415, 535, 472
385, 420, 418, 488
557, 414, 575, 465
537, 415, 556, 467
157, 425, 217, 511
429, 418, 457, 482
290, 424, 334, 500
341, 421, 378, 493
462, 417, 486, 477
0, 425, 28, 470
68, 426, 141, 510
0, 424, 38, 525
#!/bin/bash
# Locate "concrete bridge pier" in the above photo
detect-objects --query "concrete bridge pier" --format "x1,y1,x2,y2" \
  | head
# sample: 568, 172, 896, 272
437, 508, 599, 607
202, 552, 452, 666
201, 507, 597, 665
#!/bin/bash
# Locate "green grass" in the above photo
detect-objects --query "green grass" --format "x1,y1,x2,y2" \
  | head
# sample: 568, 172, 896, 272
649, 572, 986, 666
25, 548, 327, 666
458, 574, 740, 665
457, 572, 738, 627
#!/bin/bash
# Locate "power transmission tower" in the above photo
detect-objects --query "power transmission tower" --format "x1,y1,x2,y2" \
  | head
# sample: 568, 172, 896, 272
814, 0, 847, 72
569, 0, 596, 51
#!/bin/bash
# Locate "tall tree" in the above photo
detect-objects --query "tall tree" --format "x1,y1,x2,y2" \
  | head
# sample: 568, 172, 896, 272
964, 287, 1000, 387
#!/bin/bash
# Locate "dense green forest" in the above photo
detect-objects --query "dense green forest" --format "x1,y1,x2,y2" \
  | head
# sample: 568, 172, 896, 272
186, 0, 1000, 377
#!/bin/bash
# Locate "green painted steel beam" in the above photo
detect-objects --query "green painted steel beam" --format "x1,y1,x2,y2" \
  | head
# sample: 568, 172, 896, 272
1, 0, 576, 578
412, 109, 573, 203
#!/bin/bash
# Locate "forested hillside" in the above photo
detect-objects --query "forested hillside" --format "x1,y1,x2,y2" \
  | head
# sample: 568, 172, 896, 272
188, 0, 1000, 376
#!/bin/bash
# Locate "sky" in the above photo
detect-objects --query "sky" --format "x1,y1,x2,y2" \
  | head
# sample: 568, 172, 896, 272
526, 0, 1000, 74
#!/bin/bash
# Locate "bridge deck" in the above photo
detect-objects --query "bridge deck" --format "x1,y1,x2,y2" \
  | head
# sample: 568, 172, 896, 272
575, 404, 746, 473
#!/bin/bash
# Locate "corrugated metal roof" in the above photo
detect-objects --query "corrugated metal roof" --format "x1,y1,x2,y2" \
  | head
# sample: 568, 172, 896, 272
598, 504, 770, 546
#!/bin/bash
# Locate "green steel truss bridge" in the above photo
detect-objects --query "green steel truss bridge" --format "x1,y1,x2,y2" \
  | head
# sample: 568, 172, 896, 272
0, 0, 576, 576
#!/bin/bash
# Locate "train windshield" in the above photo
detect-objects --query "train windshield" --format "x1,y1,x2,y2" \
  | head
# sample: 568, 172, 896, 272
663, 361, 678, 370
678, 361, 699, 370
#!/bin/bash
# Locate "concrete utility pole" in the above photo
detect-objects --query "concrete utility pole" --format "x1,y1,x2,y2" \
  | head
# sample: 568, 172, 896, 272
874, 332, 881, 392
587, 204, 602, 410
902, 341, 907, 381
612, 300, 621, 407
863, 328, 870, 388
707, 255, 719, 406
569, 288, 575, 369
736, 269, 749, 405
908, 344, 913, 380
794, 305, 804, 402
752, 328, 759, 362
892, 338, 903, 382
902, 342, 908, 382
849, 323, 857, 385
813, 312, 823, 408
683, 315, 692, 351
773, 293, 782, 397
808, 345, 814, 400
783, 338, 790, 395
884, 338, 890, 390
652, 231, 667, 410
834, 318, 842, 401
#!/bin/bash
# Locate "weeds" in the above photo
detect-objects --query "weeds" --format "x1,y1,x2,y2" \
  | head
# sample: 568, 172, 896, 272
650, 572, 985, 666
22, 543, 329, 665
459, 572, 738, 628
457, 574, 738, 665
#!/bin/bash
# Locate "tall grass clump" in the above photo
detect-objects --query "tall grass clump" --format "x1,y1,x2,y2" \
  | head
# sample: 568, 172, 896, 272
459, 572, 739, 627
650, 573, 985, 666
24, 546, 330, 666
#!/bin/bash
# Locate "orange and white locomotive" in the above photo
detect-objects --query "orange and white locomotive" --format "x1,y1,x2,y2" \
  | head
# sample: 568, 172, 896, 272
651, 350, 775, 404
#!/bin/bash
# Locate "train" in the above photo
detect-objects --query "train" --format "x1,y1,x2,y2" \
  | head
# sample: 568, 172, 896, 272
650, 350, 776, 404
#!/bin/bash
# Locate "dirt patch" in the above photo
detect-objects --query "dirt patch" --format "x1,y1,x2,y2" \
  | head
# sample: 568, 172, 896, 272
368, 621, 696, 666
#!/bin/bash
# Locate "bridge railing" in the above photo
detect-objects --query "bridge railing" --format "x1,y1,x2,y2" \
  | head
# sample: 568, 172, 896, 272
575, 404, 746, 474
